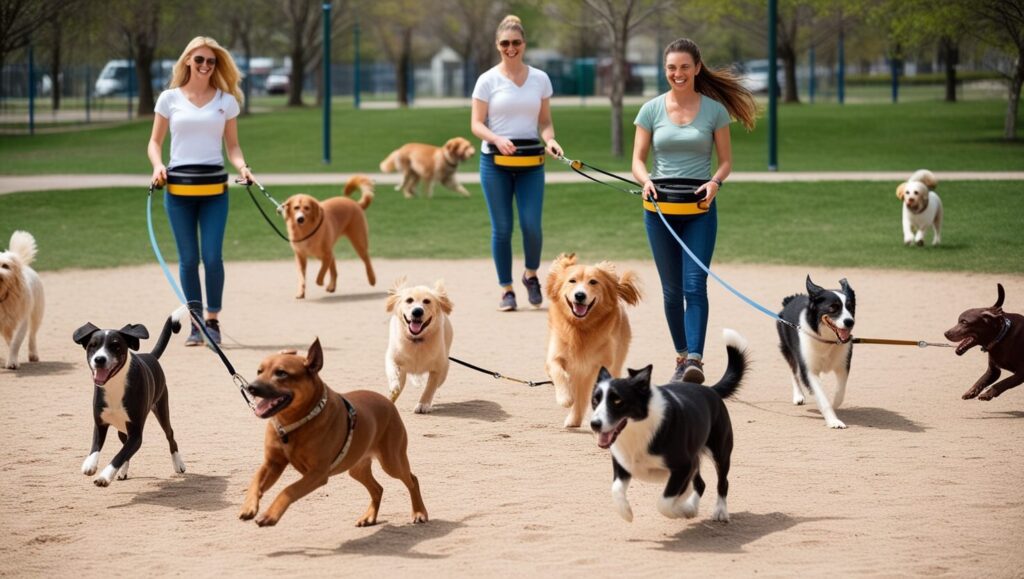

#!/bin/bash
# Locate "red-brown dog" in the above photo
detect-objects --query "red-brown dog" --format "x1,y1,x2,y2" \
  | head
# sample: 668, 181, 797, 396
281, 176, 376, 299
239, 339, 428, 527
379, 137, 475, 198
945, 283, 1024, 401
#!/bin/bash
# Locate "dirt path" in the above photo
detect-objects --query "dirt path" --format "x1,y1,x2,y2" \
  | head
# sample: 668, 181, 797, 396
2, 258, 1022, 576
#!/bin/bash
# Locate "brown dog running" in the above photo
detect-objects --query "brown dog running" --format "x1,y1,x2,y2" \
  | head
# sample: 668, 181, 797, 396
945, 283, 1024, 401
281, 176, 376, 299
239, 339, 428, 527
379, 137, 475, 198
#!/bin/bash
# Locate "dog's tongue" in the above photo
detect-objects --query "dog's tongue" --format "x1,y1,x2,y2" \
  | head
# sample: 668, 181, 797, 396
409, 320, 424, 335
597, 431, 616, 449
254, 397, 278, 418
955, 337, 974, 356
93, 367, 113, 386
836, 328, 851, 343
573, 302, 589, 317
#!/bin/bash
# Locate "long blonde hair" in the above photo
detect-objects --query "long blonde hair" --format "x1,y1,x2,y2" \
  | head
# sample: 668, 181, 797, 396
169, 36, 244, 104
664, 38, 757, 131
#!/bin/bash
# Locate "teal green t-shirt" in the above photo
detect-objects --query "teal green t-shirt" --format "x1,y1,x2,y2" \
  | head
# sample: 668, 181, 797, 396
634, 94, 731, 180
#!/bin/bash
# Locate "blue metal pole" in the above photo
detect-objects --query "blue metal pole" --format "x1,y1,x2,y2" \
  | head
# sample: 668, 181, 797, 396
323, 2, 331, 164
808, 46, 815, 104
768, 0, 778, 171
837, 27, 845, 105
28, 43, 35, 136
354, 8, 361, 109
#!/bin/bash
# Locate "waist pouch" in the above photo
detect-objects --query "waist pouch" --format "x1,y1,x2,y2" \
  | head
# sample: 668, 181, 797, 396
167, 165, 228, 196
643, 177, 710, 215
492, 139, 545, 169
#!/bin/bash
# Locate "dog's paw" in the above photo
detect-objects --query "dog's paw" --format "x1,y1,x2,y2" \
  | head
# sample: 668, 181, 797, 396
81, 452, 100, 475
355, 514, 378, 527
711, 497, 730, 523
93, 465, 117, 487
978, 388, 998, 401
563, 414, 582, 429
116, 462, 130, 480
28, 354, 39, 362
411, 511, 428, 524
679, 492, 701, 519
171, 452, 186, 474
615, 501, 634, 523
239, 504, 258, 520
792, 394, 805, 405
4, 359, 19, 370
962, 386, 982, 400
255, 513, 279, 527
414, 403, 432, 414
826, 418, 847, 429
295, 292, 305, 300
657, 496, 684, 519
326, 284, 336, 293
915, 239, 924, 247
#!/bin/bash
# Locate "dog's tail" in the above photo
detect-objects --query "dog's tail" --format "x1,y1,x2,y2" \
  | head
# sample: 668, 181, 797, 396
344, 175, 375, 210
7, 230, 38, 266
151, 305, 188, 360
909, 169, 938, 190
379, 149, 401, 173
710, 328, 748, 401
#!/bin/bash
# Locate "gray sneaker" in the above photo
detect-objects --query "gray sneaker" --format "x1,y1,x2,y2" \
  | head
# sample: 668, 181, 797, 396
522, 275, 543, 307
670, 357, 687, 383
184, 323, 203, 347
204, 319, 222, 345
498, 290, 517, 312
682, 359, 705, 384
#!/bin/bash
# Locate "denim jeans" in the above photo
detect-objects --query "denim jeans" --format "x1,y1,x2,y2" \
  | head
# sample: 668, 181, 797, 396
164, 191, 229, 315
644, 201, 718, 356
479, 153, 545, 287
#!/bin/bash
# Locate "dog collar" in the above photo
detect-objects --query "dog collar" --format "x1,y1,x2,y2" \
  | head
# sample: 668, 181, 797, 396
982, 317, 1012, 352
273, 386, 329, 443
442, 149, 459, 168
329, 397, 358, 471
289, 213, 325, 243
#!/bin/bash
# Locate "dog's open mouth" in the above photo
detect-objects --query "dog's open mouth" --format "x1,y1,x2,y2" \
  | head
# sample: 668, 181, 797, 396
954, 336, 976, 356
822, 316, 852, 343
567, 296, 596, 318
596, 419, 627, 449
91, 360, 125, 387
254, 393, 293, 418
404, 315, 433, 336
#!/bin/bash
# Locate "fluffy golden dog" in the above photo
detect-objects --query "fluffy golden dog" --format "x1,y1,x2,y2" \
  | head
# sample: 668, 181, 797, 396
544, 253, 641, 428
385, 279, 454, 414
1, 231, 45, 369
281, 176, 376, 299
379, 137, 475, 198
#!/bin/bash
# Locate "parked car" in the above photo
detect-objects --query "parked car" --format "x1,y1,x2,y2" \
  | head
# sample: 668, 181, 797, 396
94, 59, 174, 97
265, 68, 290, 95
737, 59, 784, 95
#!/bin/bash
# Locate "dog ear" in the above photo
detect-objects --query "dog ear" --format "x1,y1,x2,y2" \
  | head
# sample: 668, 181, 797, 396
597, 367, 613, 382
632, 364, 653, 386
117, 324, 149, 351
305, 338, 324, 374
72, 323, 101, 348
896, 183, 906, 200
994, 283, 1005, 309
433, 280, 454, 314
805, 275, 824, 297
545, 253, 577, 300
386, 277, 408, 313
616, 270, 642, 306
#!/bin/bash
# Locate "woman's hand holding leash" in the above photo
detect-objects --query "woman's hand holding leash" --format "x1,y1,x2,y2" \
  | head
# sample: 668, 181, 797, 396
695, 179, 719, 210
238, 165, 255, 185
151, 164, 167, 188
494, 137, 517, 156
642, 179, 657, 201
545, 138, 563, 158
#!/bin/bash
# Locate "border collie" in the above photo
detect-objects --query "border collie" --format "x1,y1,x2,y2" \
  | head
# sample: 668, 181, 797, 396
777, 276, 855, 429
589, 329, 747, 523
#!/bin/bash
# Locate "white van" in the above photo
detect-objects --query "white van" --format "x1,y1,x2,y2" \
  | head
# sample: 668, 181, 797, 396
94, 59, 175, 97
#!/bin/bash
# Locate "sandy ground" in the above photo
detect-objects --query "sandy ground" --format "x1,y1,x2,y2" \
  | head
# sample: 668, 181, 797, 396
2, 258, 1022, 577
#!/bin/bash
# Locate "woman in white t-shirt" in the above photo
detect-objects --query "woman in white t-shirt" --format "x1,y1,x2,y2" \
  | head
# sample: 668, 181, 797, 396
147, 36, 255, 346
471, 15, 563, 312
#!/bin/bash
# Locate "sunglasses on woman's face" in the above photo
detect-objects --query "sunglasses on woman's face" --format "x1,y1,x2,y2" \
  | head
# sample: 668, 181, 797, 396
192, 55, 217, 66
498, 39, 523, 48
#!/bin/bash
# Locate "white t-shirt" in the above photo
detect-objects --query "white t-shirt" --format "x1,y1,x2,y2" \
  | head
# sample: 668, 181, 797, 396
471, 66, 553, 154
154, 88, 240, 168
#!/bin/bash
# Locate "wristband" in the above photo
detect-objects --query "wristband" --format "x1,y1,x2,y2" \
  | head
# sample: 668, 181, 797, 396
711, 178, 723, 187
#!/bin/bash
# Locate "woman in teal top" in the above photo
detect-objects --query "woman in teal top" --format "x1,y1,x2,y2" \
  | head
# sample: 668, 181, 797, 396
632, 38, 757, 384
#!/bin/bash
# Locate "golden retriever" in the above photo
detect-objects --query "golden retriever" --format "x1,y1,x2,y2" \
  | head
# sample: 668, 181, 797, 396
385, 279, 454, 414
281, 176, 376, 299
544, 253, 641, 428
379, 137, 475, 198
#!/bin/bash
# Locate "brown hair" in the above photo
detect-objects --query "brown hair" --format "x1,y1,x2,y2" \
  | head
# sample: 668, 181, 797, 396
496, 14, 525, 40
664, 38, 757, 131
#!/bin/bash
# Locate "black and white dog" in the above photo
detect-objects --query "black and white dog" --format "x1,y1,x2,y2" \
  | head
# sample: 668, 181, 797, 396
777, 276, 856, 429
589, 329, 747, 523
73, 306, 187, 486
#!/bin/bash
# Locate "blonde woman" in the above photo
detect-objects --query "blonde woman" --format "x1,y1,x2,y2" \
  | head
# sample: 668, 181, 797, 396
471, 15, 563, 311
147, 36, 255, 346
632, 38, 757, 384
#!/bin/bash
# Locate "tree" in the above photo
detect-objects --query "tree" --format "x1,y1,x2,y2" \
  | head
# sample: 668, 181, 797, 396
366, 0, 433, 108
0, 0, 80, 94
975, 0, 1024, 140
436, 0, 508, 97
279, 0, 348, 107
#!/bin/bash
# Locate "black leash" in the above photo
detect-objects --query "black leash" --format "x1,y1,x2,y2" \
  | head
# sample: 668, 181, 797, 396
449, 356, 552, 387
238, 177, 325, 244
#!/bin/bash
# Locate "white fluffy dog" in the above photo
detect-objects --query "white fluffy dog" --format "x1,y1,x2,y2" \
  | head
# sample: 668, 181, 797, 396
385, 279, 454, 414
896, 169, 943, 246
1, 231, 45, 369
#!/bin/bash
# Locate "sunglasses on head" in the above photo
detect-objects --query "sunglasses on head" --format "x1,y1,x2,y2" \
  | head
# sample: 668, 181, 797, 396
192, 55, 217, 66
498, 39, 523, 48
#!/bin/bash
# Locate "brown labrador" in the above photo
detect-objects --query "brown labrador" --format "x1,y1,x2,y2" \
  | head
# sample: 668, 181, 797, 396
945, 283, 1024, 400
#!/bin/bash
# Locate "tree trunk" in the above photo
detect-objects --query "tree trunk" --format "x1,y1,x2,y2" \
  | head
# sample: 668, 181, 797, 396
1005, 52, 1022, 141
397, 27, 411, 108
134, 41, 155, 116
939, 36, 958, 103
609, 25, 627, 157
288, 41, 305, 106
49, 15, 61, 110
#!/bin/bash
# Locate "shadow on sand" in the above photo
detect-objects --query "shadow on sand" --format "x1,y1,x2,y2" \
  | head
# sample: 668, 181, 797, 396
637, 511, 841, 554
266, 515, 472, 559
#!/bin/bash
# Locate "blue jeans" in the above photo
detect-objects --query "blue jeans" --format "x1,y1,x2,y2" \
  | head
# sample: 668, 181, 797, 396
164, 191, 229, 315
479, 153, 545, 287
644, 201, 718, 356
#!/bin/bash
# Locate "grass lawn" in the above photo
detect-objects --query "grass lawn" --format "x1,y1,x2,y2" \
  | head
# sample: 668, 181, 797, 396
1, 99, 1021, 175
1, 180, 1020, 274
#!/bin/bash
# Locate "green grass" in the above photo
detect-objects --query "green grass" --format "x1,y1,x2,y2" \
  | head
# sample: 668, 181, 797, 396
1, 99, 1021, 175
1, 180, 1020, 274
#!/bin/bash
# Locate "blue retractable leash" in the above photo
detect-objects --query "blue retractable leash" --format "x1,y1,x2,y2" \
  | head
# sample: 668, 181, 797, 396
146, 184, 259, 411
557, 155, 953, 349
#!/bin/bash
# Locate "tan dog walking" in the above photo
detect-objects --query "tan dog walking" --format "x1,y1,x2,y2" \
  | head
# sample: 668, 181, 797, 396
281, 176, 376, 299
239, 339, 428, 527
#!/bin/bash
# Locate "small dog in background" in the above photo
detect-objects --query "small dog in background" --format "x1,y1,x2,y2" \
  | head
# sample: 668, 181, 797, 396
896, 169, 943, 246
777, 276, 856, 429
945, 283, 1023, 401
379, 137, 476, 199
385, 279, 454, 414
1, 230, 45, 369
280, 176, 376, 299
545, 253, 642, 428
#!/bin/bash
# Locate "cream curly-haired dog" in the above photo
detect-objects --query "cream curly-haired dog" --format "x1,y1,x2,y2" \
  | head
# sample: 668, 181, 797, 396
896, 169, 943, 246
544, 253, 641, 428
1, 231, 45, 369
